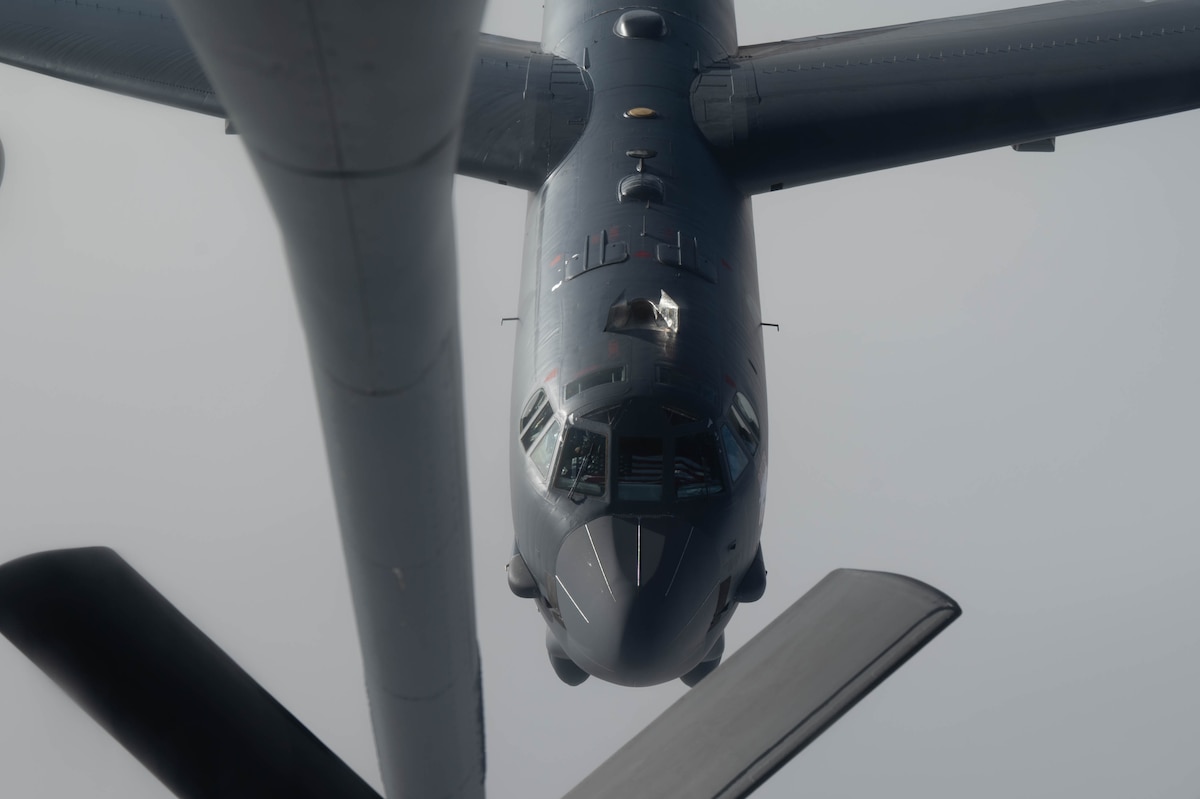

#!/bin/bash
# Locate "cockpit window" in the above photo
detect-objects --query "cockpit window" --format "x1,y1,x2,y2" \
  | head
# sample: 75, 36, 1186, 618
674, 433, 724, 498
729, 391, 760, 455
617, 437, 664, 501
529, 420, 561, 479
520, 389, 546, 432
721, 425, 749, 483
521, 394, 554, 451
555, 428, 607, 496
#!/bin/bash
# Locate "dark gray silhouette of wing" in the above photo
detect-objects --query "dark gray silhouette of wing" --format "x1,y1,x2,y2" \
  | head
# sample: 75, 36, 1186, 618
0, 548, 383, 799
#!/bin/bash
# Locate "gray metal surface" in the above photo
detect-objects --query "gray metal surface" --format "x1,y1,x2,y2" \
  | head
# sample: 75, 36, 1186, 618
164, 2, 486, 798
0, 0, 218, 116
506, 0, 771, 688
694, 0, 1200, 193
457, 34, 590, 189
541, 0, 738, 58
564, 569, 961, 798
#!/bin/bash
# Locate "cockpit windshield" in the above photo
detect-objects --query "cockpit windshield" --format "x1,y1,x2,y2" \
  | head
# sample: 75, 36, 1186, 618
730, 391, 760, 454
548, 404, 731, 500
617, 437, 664, 501
529, 420, 561, 479
555, 428, 607, 496
674, 433, 724, 498
520, 391, 553, 451
613, 432, 724, 501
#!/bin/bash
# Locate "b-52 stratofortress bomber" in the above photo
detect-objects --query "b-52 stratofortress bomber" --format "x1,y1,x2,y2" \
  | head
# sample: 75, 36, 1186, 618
0, 1, 1196, 797
494, 0, 1200, 689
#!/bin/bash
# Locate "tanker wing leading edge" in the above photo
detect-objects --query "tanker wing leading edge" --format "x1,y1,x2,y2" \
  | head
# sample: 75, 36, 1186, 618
2, 0, 1198, 797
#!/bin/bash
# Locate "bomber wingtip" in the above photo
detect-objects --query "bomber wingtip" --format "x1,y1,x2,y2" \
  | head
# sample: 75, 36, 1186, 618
827, 567, 962, 615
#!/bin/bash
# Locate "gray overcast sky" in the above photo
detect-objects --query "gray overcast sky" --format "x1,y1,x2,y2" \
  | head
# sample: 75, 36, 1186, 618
2, 1, 1199, 797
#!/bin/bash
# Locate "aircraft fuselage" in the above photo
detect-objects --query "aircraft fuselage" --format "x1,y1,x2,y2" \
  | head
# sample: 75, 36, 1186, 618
507, 0, 768, 686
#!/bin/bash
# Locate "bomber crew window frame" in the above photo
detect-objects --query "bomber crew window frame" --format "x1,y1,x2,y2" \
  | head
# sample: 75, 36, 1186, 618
520, 390, 554, 451
673, 432, 724, 499
617, 436, 664, 501
729, 391, 761, 455
720, 425, 749, 483
554, 428, 608, 497
520, 389, 563, 483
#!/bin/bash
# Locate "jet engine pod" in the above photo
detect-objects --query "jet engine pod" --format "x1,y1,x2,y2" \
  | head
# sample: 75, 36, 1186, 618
0, 135, 5, 189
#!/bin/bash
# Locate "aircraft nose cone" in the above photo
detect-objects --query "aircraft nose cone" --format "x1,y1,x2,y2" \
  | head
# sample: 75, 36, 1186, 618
553, 516, 721, 686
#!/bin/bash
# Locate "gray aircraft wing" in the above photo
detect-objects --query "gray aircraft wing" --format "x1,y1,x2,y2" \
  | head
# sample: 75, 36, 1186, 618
694, 0, 1200, 193
565, 570, 961, 799
457, 33, 590, 190
0, 0, 218, 116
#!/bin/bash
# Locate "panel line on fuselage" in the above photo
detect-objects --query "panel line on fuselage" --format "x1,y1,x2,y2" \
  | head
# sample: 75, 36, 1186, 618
665, 526, 694, 597
636, 522, 642, 587
556, 575, 590, 624
584, 523, 616, 602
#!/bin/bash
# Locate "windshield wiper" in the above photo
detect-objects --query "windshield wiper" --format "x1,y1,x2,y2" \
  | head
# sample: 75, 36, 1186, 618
566, 436, 598, 503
